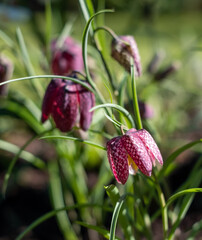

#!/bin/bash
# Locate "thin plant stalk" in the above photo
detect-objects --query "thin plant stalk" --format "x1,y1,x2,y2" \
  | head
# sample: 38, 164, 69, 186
153, 172, 168, 239
131, 59, 143, 130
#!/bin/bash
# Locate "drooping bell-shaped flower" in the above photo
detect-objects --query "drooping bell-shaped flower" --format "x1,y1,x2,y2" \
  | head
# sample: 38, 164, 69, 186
111, 35, 141, 77
107, 128, 163, 184
51, 37, 84, 75
0, 55, 13, 96
41, 74, 95, 132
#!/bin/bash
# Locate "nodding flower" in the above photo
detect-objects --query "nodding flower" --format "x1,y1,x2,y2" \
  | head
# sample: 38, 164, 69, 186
107, 128, 163, 184
0, 55, 13, 96
51, 37, 83, 76
111, 35, 141, 77
41, 73, 95, 132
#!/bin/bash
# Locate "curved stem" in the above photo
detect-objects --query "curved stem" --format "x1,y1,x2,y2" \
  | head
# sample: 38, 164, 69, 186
94, 26, 119, 40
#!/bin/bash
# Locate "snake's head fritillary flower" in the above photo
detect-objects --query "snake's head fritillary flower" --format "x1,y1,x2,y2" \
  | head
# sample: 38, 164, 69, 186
107, 128, 163, 184
111, 35, 141, 77
139, 101, 154, 119
0, 55, 13, 96
41, 74, 95, 132
51, 37, 83, 75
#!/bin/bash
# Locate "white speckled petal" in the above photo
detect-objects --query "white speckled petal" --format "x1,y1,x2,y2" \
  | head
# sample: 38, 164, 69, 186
135, 129, 163, 165
121, 132, 152, 176
107, 136, 129, 184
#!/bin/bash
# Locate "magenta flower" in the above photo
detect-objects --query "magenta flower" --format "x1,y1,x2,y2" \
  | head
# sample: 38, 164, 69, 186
41, 75, 95, 132
107, 128, 163, 184
111, 35, 141, 77
51, 37, 83, 75
0, 56, 13, 96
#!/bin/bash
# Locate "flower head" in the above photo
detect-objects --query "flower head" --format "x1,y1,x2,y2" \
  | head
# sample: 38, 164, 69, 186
111, 35, 141, 77
41, 74, 95, 132
0, 55, 13, 96
51, 37, 83, 75
107, 128, 163, 184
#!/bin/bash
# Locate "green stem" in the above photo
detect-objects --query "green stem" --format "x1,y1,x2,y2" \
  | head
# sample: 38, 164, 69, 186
153, 172, 168, 239
131, 59, 142, 130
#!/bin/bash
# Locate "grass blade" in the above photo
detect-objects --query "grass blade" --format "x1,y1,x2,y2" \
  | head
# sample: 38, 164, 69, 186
0, 75, 95, 93
76, 221, 121, 240
15, 203, 112, 240
166, 188, 202, 208
109, 195, 126, 240
16, 28, 44, 97
40, 135, 106, 150
2, 129, 53, 196
91, 103, 135, 128
159, 139, 202, 179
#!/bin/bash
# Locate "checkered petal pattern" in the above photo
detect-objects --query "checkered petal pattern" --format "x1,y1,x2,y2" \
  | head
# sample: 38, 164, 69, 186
107, 136, 129, 184
106, 129, 163, 184
41, 75, 95, 132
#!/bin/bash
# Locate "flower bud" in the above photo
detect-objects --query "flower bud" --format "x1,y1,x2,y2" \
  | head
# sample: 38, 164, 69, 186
41, 74, 95, 132
51, 37, 83, 75
111, 35, 141, 77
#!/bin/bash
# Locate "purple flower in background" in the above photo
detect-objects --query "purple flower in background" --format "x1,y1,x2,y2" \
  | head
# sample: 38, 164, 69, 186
111, 35, 141, 77
51, 37, 84, 75
139, 101, 154, 119
0, 55, 13, 96
41, 74, 95, 132
107, 128, 163, 184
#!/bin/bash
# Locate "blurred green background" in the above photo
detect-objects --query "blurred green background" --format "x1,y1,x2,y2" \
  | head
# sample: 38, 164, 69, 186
0, 0, 202, 239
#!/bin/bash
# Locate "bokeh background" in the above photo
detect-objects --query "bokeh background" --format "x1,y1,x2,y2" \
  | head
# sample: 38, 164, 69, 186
0, 0, 202, 239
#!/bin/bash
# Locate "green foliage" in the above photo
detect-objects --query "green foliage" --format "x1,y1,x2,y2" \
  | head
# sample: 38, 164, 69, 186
0, 0, 202, 240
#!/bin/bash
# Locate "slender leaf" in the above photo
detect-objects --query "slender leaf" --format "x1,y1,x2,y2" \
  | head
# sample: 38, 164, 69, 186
166, 188, 202, 208
109, 195, 126, 240
0, 140, 45, 169
56, 17, 76, 49
168, 194, 195, 240
131, 58, 142, 130
91, 103, 135, 128
45, 0, 52, 61
40, 135, 106, 150
159, 139, 202, 179
2, 129, 53, 196
15, 203, 112, 240
48, 161, 78, 240
0, 75, 95, 93
76, 221, 121, 240
0, 29, 14, 47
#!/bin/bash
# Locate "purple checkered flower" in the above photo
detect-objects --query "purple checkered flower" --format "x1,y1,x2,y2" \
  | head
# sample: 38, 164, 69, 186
0, 56, 13, 96
51, 37, 83, 75
107, 128, 163, 184
111, 35, 142, 77
41, 74, 95, 132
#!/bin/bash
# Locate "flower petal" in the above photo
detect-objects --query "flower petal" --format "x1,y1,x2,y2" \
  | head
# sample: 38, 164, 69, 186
52, 81, 78, 132
121, 132, 152, 176
41, 79, 64, 123
134, 129, 163, 165
77, 83, 95, 131
107, 136, 129, 184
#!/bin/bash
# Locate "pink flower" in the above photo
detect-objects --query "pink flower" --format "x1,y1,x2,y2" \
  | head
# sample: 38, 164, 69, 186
51, 37, 84, 75
107, 128, 163, 184
111, 36, 141, 77
41, 74, 95, 132
0, 56, 13, 96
